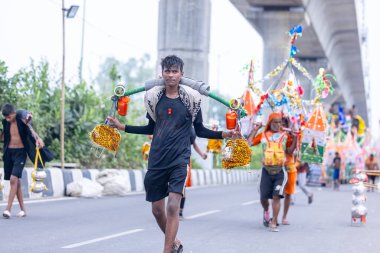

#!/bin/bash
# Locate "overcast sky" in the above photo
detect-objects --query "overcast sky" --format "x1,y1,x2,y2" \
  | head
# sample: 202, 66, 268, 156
0, 0, 378, 135
0, 0, 261, 94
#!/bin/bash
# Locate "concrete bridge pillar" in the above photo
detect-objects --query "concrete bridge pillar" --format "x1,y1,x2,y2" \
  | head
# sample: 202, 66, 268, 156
157, 0, 211, 119
157, 0, 211, 83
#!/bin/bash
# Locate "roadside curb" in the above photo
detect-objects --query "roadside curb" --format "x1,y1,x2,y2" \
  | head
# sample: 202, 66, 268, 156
0, 168, 259, 201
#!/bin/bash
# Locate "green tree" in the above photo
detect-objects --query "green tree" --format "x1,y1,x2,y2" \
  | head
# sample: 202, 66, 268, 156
1, 55, 155, 169
92, 53, 154, 168
96, 54, 154, 94
1, 59, 58, 165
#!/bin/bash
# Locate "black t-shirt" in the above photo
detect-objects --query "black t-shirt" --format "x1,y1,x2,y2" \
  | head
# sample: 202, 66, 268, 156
125, 95, 222, 170
148, 95, 192, 169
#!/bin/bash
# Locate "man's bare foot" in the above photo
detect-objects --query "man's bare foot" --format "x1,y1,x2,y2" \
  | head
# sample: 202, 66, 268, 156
172, 239, 183, 253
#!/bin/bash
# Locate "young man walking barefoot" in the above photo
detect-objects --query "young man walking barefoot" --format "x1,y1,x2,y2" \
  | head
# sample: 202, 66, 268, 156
1, 104, 45, 218
108, 55, 232, 252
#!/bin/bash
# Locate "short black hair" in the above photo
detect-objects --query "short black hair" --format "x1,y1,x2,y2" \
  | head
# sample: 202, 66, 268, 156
335, 152, 339, 156
2, 103, 15, 117
161, 55, 184, 72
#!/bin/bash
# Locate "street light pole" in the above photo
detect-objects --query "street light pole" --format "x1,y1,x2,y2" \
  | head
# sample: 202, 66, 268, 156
61, 0, 66, 170
60, 2, 79, 169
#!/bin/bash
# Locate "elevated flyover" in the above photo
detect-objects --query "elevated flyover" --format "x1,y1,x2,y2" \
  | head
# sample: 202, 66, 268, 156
230, 0, 369, 122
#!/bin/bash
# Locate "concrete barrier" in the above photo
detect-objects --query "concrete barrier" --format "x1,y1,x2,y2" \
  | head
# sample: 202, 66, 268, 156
49, 168, 65, 197
133, 170, 144, 192
191, 170, 199, 186
217, 170, 223, 184
211, 170, 217, 185
0, 167, 259, 201
198, 170, 205, 186
204, 170, 212, 185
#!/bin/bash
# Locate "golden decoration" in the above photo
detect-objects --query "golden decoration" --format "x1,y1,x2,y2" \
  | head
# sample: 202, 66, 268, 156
222, 139, 251, 169
89, 124, 121, 152
207, 139, 223, 154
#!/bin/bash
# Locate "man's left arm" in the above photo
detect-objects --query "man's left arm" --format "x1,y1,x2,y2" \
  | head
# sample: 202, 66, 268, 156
193, 110, 232, 139
193, 141, 207, 159
18, 110, 44, 147
27, 125, 44, 148
286, 133, 297, 154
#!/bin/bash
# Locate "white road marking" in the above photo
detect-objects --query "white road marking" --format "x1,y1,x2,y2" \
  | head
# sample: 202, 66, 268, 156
61, 229, 144, 249
186, 210, 221, 219
0, 197, 76, 206
241, 200, 260, 206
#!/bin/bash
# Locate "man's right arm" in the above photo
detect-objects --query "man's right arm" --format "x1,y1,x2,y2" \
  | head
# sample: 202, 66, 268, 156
107, 116, 155, 135
247, 130, 257, 146
124, 120, 155, 135
192, 110, 224, 139
247, 122, 262, 146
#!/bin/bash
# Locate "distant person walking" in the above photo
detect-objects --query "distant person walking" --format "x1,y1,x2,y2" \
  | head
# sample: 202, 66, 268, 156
179, 128, 207, 220
248, 113, 297, 232
365, 153, 379, 192
332, 152, 342, 190
297, 162, 313, 204
1, 104, 52, 219
281, 116, 298, 225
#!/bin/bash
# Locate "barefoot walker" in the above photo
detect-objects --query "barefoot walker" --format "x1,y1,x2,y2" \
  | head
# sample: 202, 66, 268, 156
1, 104, 53, 218
107, 55, 233, 253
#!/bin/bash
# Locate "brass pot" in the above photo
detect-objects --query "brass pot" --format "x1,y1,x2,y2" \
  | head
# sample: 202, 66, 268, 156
32, 169, 47, 181
352, 183, 366, 196
352, 195, 366, 206
31, 181, 46, 193
351, 205, 368, 218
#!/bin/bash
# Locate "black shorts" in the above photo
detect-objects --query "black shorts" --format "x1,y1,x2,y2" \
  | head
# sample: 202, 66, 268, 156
144, 164, 188, 202
260, 167, 287, 200
3, 148, 27, 180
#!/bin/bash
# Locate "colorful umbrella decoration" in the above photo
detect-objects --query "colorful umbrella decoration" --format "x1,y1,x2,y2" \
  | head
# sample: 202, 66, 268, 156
300, 104, 327, 164
242, 88, 256, 116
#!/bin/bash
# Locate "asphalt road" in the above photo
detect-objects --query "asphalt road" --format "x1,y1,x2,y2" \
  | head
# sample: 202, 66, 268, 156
0, 183, 379, 253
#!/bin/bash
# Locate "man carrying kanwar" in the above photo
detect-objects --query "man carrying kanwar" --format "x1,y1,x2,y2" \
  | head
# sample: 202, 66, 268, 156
247, 112, 297, 232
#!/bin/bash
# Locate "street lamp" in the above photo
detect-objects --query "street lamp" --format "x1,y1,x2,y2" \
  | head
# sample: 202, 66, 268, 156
66, 5, 79, 18
61, 1, 79, 169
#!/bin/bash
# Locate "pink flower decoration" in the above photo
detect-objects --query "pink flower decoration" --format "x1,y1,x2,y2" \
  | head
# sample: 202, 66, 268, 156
297, 86, 304, 96
322, 88, 329, 98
